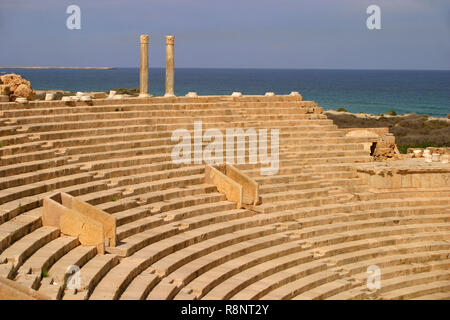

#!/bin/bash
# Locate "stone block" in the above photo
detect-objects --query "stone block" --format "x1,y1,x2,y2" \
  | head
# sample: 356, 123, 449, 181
205, 165, 242, 209
45, 93, 55, 101
15, 97, 28, 104
60, 209, 105, 254
61, 193, 117, 247
90, 92, 107, 99
186, 92, 198, 98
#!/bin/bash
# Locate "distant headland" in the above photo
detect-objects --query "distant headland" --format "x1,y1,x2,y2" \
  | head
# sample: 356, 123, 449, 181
0, 66, 115, 70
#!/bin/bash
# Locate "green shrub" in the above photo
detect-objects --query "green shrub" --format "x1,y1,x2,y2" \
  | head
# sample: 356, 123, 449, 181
41, 268, 49, 278
397, 142, 438, 154
0, 142, 3, 148
111, 196, 118, 202
336, 107, 347, 112
387, 110, 397, 116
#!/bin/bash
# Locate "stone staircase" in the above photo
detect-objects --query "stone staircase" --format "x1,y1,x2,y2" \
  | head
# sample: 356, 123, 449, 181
0, 95, 448, 300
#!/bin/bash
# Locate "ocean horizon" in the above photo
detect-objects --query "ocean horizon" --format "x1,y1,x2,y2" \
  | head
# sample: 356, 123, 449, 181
1, 68, 449, 117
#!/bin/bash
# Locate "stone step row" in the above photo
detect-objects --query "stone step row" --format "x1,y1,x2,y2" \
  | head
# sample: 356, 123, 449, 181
0, 118, 336, 137
91, 202, 448, 299
185, 230, 450, 300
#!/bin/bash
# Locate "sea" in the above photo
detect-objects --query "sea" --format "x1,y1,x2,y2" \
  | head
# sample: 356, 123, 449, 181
1, 68, 449, 117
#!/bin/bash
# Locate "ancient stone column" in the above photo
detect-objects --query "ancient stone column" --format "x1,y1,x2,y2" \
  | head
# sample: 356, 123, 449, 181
139, 34, 150, 97
165, 36, 175, 97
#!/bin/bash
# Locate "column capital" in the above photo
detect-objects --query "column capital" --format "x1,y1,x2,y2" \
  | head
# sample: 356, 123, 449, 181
140, 34, 149, 44
166, 35, 175, 45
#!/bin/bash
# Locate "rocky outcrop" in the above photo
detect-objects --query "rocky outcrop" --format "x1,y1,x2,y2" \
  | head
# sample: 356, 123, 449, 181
14, 84, 35, 100
0, 73, 35, 100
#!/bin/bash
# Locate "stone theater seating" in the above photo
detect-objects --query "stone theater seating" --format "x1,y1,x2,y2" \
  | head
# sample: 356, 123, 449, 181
0, 94, 448, 300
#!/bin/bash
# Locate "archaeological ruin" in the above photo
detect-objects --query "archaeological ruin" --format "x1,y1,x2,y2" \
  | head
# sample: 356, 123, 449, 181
0, 35, 448, 300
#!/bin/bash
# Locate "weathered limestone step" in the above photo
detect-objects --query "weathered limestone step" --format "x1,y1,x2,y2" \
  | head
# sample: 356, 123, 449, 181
37, 277, 63, 300
0, 164, 82, 190
91, 161, 187, 182
294, 208, 450, 231
0, 125, 159, 148
255, 196, 450, 215
187, 240, 305, 299
2, 117, 335, 135
18, 236, 79, 275
95, 180, 213, 214
280, 141, 366, 152
259, 156, 372, 168
62, 254, 119, 300
318, 172, 359, 180
12, 273, 41, 290
410, 290, 450, 300
377, 264, 450, 296
171, 208, 254, 232
0, 172, 95, 205
112, 206, 250, 260
0, 148, 56, 166
48, 245, 97, 284
116, 200, 238, 241
106, 224, 180, 257
4, 100, 312, 117
0, 121, 340, 152
349, 270, 450, 300
119, 197, 448, 261
146, 278, 179, 300
0, 212, 42, 252
0, 141, 44, 157
0, 96, 309, 112
0, 140, 173, 165
120, 214, 285, 262
279, 150, 369, 161
0, 99, 309, 114
3, 104, 311, 119
6, 112, 325, 128
0, 156, 67, 178
251, 172, 321, 185
149, 225, 281, 280
290, 251, 450, 300
252, 194, 345, 214
2, 135, 365, 171
89, 257, 149, 300
259, 180, 323, 194
0, 226, 60, 277
210, 231, 450, 300
357, 189, 450, 201
256, 240, 449, 300
260, 187, 331, 203
161, 200, 238, 224
119, 268, 159, 300
0, 179, 109, 227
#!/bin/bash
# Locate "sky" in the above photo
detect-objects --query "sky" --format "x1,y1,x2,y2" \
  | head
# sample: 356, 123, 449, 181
0, 0, 449, 70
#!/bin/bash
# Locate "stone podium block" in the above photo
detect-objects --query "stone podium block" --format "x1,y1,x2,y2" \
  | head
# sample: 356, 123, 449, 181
61, 193, 117, 247
43, 192, 117, 254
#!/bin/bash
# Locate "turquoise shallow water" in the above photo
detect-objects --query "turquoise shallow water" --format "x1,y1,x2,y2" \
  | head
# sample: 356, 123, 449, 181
1, 68, 449, 117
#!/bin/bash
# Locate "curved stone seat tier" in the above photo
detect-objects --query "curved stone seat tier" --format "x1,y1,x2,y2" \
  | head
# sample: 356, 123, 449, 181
0, 95, 448, 300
